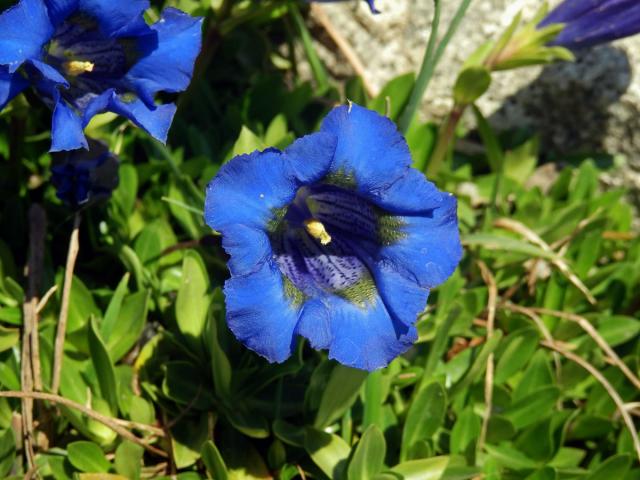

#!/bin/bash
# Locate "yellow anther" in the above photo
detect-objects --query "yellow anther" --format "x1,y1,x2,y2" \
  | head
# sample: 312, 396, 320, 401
63, 60, 95, 76
304, 219, 332, 245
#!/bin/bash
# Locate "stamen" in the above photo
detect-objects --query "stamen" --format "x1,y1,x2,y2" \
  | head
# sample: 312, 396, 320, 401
304, 219, 332, 245
63, 60, 95, 76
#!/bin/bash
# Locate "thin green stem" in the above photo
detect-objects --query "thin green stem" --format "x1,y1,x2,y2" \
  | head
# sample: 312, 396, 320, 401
397, 0, 441, 132
289, 2, 330, 93
425, 104, 465, 177
398, 0, 473, 132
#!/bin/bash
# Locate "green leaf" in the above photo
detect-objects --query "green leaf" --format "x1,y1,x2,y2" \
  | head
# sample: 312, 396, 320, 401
484, 444, 538, 470
503, 386, 560, 429
176, 250, 210, 356
462, 233, 560, 261
107, 290, 149, 362
67, 441, 111, 473
584, 454, 631, 480
0, 326, 19, 353
369, 73, 416, 120
0, 428, 15, 478
207, 293, 232, 399
388, 456, 449, 480
114, 441, 143, 480
348, 425, 386, 480
101, 273, 129, 342
88, 317, 118, 414
226, 406, 270, 439
451, 330, 503, 396
229, 126, 266, 159
401, 381, 446, 460
596, 315, 640, 347
201, 441, 229, 480
472, 105, 504, 173
504, 137, 538, 184
170, 414, 209, 469
450, 408, 481, 455
524, 467, 557, 480
273, 419, 305, 448
305, 427, 351, 479
494, 327, 539, 384
453, 67, 491, 105
315, 365, 367, 428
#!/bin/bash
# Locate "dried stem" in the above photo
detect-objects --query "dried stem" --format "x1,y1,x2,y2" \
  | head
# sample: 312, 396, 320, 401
21, 204, 46, 468
493, 218, 596, 305
310, 4, 376, 98
541, 341, 640, 462
477, 261, 497, 454
0, 391, 166, 457
52, 212, 81, 395
501, 302, 562, 383
530, 307, 640, 390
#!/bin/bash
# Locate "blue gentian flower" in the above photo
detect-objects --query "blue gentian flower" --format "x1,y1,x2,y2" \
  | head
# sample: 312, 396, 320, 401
51, 139, 119, 206
205, 104, 462, 371
0, 0, 202, 151
539, 0, 640, 50
312, 0, 379, 14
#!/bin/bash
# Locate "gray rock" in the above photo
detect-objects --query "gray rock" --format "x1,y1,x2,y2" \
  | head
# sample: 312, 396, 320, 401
310, 0, 640, 194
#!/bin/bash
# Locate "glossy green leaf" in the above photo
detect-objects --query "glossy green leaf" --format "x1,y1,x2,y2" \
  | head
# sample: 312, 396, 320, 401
114, 441, 143, 480
305, 427, 351, 479
176, 250, 210, 356
348, 425, 386, 480
401, 381, 446, 460
450, 408, 481, 454
388, 456, 449, 480
453, 67, 491, 105
315, 365, 367, 428
106, 290, 149, 362
584, 454, 631, 480
88, 317, 118, 413
67, 441, 111, 473
503, 386, 560, 429
201, 441, 229, 480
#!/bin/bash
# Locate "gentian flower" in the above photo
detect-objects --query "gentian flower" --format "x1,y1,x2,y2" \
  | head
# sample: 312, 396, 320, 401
539, 0, 640, 50
312, 0, 379, 14
0, 0, 202, 151
205, 104, 462, 371
51, 139, 119, 206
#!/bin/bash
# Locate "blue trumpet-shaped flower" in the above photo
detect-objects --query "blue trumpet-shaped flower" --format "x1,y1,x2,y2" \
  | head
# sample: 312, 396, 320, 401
51, 139, 119, 206
205, 104, 462, 371
0, 0, 202, 151
539, 0, 640, 50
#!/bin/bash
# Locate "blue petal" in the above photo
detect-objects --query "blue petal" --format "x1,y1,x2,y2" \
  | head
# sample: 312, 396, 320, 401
320, 103, 413, 196
379, 193, 462, 289
77, 0, 150, 37
44, 0, 79, 27
370, 167, 445, 215
538, 0, 600, 25
108, 95, 177, 143
552, 4, 640, 49
282, 131, 336, 184
373, 260, 430, 327
300, 294, 417, 371
124, 8, 202, 107
204, 149, 299, 231
51, 95, 88, 152
29, 59, 69, 87
295, 299, 332, 350
220, 224, 273, 276
0, 0, 54, 71
0, 67, 28, 110
224, 261, 301, 363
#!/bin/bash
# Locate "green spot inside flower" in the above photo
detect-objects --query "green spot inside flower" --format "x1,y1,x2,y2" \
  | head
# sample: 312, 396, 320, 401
334, 273, 378, 309
376, 208, 407, 246
282, 275, 306, 307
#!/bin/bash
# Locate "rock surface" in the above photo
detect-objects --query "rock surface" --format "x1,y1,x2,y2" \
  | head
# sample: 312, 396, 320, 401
311, 0, 640, 194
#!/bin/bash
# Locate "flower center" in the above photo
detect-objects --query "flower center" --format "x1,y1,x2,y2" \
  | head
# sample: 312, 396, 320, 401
270, 183, 398, 307
46, 14, 132, 86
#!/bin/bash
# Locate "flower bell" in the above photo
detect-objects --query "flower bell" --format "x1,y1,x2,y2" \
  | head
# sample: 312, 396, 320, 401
0, 0, 203, 151
205, 104, 462, 371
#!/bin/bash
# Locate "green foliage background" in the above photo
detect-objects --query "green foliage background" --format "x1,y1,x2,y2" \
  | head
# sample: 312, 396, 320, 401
0, 1, 638, 479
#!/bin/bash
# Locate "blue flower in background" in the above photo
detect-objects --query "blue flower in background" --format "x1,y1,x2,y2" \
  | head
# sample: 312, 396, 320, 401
312, 0, 379, 14
539, 0, 640, 50
51, 139, 119, 206
0, 0, 202, 151
205, 104, 462, 371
